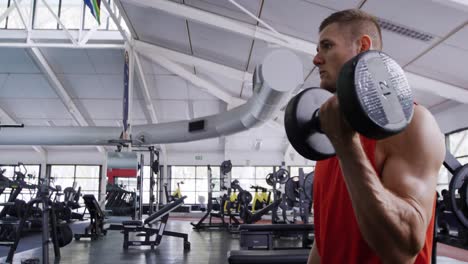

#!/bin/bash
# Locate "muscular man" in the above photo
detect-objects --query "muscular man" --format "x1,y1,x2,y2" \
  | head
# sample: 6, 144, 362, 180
308, 9, 445, 264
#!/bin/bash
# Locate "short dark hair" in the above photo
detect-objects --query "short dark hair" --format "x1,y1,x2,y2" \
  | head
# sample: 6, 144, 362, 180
319, 9, 382, 50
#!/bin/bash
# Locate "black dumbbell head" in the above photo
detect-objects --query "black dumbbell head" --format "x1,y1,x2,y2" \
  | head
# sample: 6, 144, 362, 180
284, 88, 335, 160
337, 51, 414, 139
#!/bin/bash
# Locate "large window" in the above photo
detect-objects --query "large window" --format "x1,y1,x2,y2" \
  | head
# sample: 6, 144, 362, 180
59, 0, 83, 29
0, 0, 8, 28
0, 164, 40, 203
231, 166, 275, 192
50, 165, 100, 201
75, 165, 100, 198
171, 166, 195, 204
170, 166, 219, 204
114, 165, 161, 205
34, 0, 60, 29
4, 0, 32, 29
142, 165, 152, 204
114, 176, 137, 192
115, 165, 157, 204
16, 0, 125, 30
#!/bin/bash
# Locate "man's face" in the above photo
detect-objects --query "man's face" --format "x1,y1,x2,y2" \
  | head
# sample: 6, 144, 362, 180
313, 23, 358, 93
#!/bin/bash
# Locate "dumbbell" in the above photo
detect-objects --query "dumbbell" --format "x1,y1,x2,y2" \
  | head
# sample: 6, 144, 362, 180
285, 51, 414, 160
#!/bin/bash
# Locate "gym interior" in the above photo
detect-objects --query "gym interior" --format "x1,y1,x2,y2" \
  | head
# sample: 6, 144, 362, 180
0, 0, 467, 263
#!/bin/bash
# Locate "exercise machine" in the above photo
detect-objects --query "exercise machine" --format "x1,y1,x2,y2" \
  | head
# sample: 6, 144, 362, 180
436, 151, 468, 250
165, 181, 183, 202
108, 196, 190, 250
191, 161, 240, 230
250, 185, 270, 213
5, 178, 73, 263
74, 194, 107, 241
238, 169, 290, 224
284, 169, 313, 223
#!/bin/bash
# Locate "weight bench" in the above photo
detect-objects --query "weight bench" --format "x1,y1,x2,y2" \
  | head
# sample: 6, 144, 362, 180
239, 224, 314, 249
74, 195, 107, 240
228, 249, 309, 264
107, 196, 190, 250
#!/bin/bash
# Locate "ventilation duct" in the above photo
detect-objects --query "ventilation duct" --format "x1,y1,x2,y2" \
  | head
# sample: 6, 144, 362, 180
0, 49, 303, 146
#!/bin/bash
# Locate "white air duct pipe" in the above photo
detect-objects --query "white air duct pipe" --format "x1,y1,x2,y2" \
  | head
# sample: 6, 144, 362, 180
0, 49, 303, 145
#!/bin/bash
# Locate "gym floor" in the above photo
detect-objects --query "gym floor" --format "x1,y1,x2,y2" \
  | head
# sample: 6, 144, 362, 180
1, 216, 467, 264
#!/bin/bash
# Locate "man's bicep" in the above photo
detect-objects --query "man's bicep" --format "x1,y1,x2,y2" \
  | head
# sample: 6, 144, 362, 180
381, 154, 437, 222
380, 106, 445, 223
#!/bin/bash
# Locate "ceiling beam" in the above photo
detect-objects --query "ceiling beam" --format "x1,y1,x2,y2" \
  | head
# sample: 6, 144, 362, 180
0, 43, 124, 49
134, 52, 160, 124
113, 0, 139, 39
120, 0, 316, 55
0, 106, 46, 154
27, 48, 105, 153
0, 0, 23, 25
135, 40, 252, 82
134, 51, 168, 156
28, 48, 89, 126
101, 0, 131, 43
0, 29, 124, 41
141, 52, 245, 106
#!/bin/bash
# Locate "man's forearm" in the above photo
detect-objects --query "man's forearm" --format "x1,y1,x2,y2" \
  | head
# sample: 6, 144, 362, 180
335, 139, 426, 262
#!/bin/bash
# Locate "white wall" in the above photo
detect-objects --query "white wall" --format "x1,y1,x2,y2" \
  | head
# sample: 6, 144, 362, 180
47, 150, 106, 164
0, 149, 46, 164
226, 150, 285, 166
166, 151, 224, 165
166, 150, 289, 166
0, 148, 305, 167
284, 149, 317, 167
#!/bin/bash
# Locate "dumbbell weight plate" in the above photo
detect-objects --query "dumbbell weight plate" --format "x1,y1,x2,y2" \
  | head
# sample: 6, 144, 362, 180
284, 177, 299, 203
266, 173, 274, 186
275, 169, 290, 184
238, 191, 253, 205
338, 51, 414, 139
448, 164, 468, 229
285, 88, 335, 160
221, 160, 232, 174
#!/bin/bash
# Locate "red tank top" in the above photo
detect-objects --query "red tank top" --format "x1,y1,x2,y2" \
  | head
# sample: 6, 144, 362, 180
313, 135, 435, 263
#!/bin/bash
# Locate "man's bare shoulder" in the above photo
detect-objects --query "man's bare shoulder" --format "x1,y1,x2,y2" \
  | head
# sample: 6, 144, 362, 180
379, 105, 445, 168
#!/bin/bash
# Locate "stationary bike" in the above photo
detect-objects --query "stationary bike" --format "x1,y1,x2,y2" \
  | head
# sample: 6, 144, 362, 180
250, 185, 270, 213
165, 181, 184, 202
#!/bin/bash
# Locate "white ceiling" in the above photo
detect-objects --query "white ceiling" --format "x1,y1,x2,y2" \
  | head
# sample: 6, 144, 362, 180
260, 0, 334, 43
189, 20, 253, 71
0, 48, 40, 73
185, 0, 262, 25
0, 0, 467, 157
122, 2, 192, 53
362, 0, 467, 38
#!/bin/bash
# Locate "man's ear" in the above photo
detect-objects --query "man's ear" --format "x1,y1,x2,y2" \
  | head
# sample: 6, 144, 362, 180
358, 35, 372, 52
